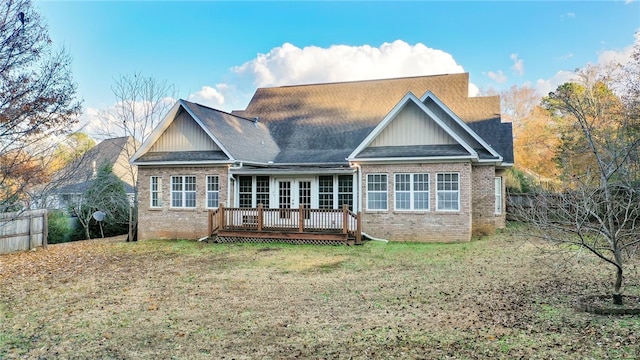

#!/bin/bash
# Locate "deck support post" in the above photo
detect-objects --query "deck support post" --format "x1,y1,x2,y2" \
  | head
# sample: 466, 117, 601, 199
298, 205, 304, 232
356, 211, 362, 244
342, 205, 348, 234
219, 204, 225, 230
257, 203, 263, 231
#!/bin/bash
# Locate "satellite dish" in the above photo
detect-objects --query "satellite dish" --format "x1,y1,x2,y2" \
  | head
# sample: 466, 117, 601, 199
92, 211, 106, 222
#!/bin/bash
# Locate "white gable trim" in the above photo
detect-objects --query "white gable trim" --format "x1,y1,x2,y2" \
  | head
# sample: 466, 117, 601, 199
347, 92, 478, 160
130, 100, 235, 165
420, 91, 502, 161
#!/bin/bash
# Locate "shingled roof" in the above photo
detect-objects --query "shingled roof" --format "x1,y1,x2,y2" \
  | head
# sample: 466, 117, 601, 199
237, 73, 513, 164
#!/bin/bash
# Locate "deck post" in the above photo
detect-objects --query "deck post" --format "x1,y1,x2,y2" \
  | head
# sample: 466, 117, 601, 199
298, 204, 304, 232
208, 210, 212, 235
356, 211, 362, 244
257, 203, 263, 231
219, 204, 225, 230
342, 205, 348, 234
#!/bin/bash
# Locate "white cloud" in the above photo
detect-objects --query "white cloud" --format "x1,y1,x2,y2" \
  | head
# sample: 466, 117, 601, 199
597, 31, 639, 65
187, 85, 226, 108
567, 12, 576, 18
231, 40, 477, 96
510, 53, 525, 76
535, 70, 577, 97
77, 97, 176, 140
487, 70, 508, 84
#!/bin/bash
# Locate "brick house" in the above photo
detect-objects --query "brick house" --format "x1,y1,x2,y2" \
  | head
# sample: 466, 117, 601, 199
131, 73, 513, 243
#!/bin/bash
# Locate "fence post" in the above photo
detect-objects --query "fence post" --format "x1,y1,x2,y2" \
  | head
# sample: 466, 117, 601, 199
28, 215, 33, 250
43, 211, 48, 249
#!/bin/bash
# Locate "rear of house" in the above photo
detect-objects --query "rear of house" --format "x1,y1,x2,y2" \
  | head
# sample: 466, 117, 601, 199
131, 73, 513, 243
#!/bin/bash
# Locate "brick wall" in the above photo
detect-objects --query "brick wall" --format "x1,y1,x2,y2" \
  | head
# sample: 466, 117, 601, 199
137, 165, 228, 240
471, 165, 497, 236
359, 162, 473, 242
495, 168, 507, 229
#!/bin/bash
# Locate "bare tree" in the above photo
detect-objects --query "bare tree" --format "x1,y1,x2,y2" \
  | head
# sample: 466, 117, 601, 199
70, 163, 129, 240
512, 57, 640, 305
0, 0, 81, 212
95, 73, 176, 240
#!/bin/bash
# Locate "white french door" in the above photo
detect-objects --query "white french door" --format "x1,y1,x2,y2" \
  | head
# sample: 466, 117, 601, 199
277, 179, 312, 219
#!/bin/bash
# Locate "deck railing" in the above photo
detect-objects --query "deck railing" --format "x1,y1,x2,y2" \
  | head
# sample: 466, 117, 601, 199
209, 204, 361, 242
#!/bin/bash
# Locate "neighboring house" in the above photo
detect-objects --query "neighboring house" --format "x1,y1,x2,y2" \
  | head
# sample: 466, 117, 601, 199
45, 136, 139, 210
131, 73, 513, 242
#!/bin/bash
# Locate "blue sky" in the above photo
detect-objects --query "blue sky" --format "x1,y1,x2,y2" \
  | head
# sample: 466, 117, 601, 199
36, 0, 639, 125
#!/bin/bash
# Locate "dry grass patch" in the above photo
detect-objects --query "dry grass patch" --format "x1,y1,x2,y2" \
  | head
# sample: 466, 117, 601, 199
1, 229, 639, 359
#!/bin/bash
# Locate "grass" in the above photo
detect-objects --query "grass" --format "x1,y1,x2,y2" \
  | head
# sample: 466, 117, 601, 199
0, 230, 639, 359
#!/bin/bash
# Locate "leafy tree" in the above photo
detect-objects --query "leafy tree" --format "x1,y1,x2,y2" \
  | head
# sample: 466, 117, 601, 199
513, 58, 640, 305
70, 163, 129, 240
0, 0, 81, 211
500, 85, 559, 187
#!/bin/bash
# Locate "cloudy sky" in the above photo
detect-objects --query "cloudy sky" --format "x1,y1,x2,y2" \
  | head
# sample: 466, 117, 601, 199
37, 0, 638, 128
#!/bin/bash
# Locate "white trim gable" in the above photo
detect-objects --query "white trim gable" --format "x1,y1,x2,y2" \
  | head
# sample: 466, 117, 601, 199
420, 91, 502, 162
347, 92, 478, 161
130, 100, 235, 164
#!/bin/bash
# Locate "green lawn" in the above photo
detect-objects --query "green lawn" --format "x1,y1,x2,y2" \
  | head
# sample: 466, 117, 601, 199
1, 228, 639, 359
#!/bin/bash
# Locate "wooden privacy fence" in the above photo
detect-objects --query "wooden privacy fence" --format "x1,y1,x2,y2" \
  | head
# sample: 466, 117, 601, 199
0, 209, 48, 254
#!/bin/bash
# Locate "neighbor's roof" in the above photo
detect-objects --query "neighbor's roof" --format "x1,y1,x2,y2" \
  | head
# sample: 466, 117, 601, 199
236, 73, 512, 164
54, 136, 139, 188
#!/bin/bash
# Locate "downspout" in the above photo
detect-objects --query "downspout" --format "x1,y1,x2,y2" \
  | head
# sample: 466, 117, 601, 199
362, 232, 389, 243
351, 162, 389, 243
351, 162, 362, 213
228, 162, 243, 207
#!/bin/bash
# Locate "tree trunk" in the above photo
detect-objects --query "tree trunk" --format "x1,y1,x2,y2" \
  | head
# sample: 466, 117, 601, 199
613, 266, 624, 305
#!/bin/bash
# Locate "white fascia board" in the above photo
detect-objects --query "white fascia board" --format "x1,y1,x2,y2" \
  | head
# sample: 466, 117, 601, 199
130, 101, 182, 163
133, 160, 234, 166
420, 91, 502, 160
348, 155, 477, 164
348, 92, 478, 159
231, 168, 355, 175
178, 100, 236, 161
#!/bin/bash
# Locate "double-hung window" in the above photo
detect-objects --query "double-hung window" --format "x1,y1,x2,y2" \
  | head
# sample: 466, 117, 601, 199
367, 174, 388, 210
495, 177, 503, 214
255, 176, 270, 207
238, 176, 253, 208
206, 175, 219, 208
436, 173, 459, 211
395, 173, 429, 211
150, 176, 162, 208
338, 175, 353, 211
318, 175, 334, 209
171, 176, 196, 208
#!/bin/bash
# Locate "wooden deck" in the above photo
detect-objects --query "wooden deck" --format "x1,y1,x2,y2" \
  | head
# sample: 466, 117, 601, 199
208, 204, 362, 245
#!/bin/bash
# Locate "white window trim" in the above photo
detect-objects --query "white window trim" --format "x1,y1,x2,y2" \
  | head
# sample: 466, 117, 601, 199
366, 173, 388, 211
436, 172, 460, 212
171, 175, 196, 208
394, 173, 430, 211
495, 176, 503, 215
150, 176, 162, 208
206, 175, 220, 209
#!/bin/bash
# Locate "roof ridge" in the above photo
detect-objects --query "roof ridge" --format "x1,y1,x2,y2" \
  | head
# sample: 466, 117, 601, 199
180, 99, 260, 124
262, 72, 467, 90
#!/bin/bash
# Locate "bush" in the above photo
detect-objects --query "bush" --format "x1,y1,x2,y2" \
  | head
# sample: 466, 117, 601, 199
47, 210, 72, 244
